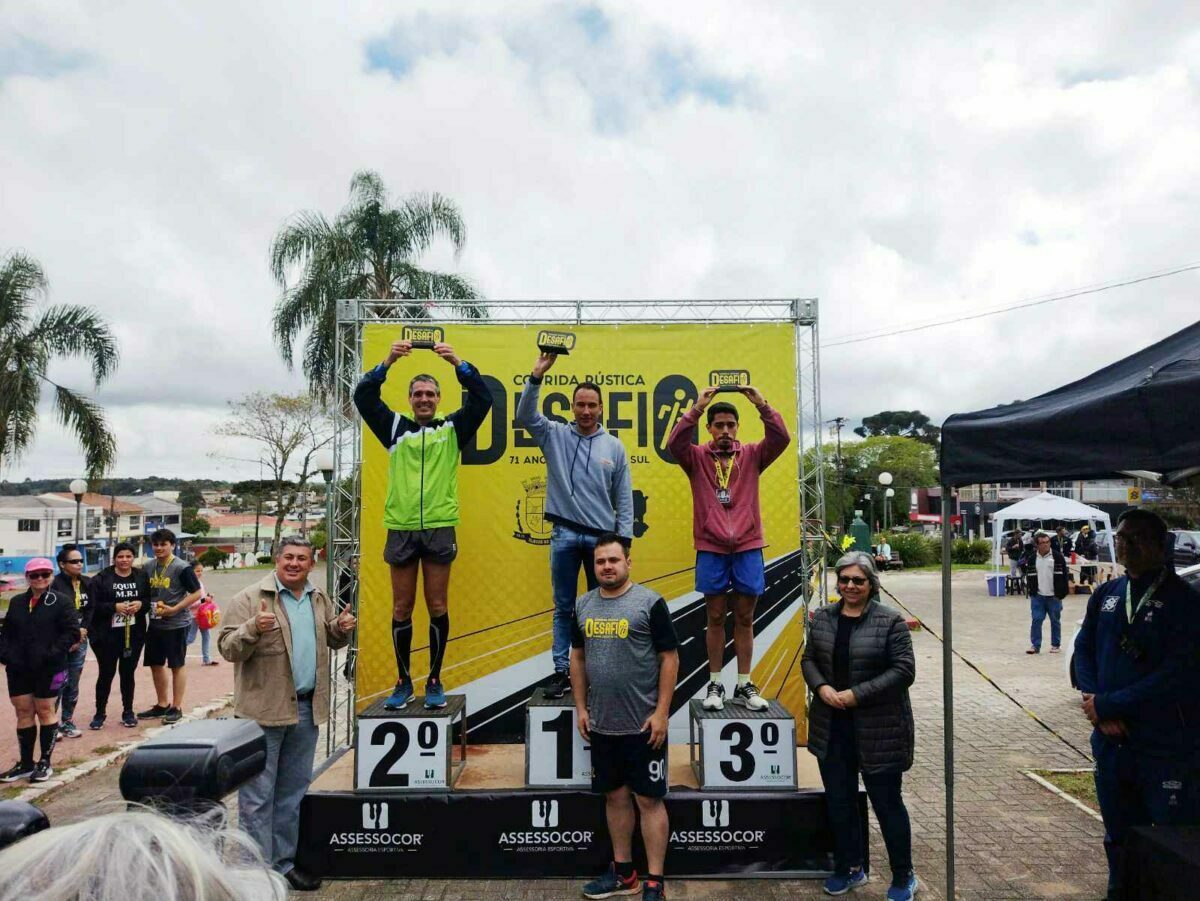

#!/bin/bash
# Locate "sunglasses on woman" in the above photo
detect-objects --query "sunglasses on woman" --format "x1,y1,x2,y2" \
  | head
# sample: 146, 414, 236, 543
837, 575, 868, 586
27, 571, 53, 580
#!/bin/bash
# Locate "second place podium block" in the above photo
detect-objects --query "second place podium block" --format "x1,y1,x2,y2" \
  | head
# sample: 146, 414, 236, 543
355, 695, 467, 792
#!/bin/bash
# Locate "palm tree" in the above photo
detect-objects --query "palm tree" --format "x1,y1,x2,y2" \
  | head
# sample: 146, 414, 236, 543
270, 170, 481, 399
0, 251, 119, 478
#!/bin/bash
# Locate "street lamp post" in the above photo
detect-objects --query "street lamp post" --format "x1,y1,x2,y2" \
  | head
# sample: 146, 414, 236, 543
69, 478, 88, 546
314, 448, 335, 603
863, 493, 873, 531
878, 471, 894, 534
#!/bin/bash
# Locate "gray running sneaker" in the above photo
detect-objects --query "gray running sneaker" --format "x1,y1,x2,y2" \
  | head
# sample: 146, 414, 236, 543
703, 681, 726, 711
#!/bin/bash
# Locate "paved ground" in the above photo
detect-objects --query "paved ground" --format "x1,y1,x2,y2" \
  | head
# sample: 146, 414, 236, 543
31, 569, 1110, 900
0, 566, 264, 773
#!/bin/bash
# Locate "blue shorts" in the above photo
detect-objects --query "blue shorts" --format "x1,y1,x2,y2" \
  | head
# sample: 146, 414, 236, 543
695, 549, 766, 596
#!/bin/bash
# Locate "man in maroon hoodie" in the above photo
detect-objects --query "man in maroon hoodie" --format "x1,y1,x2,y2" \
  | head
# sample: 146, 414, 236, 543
667, 385, 790, 712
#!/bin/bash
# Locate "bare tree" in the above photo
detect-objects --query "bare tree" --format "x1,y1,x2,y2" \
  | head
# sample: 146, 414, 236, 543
214, 393, 333, 553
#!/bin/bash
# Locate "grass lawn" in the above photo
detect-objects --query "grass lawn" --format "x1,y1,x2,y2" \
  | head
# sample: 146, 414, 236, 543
1034, 769, 1099, 811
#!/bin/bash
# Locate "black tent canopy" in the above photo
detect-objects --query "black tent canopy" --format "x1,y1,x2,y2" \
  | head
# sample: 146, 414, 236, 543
933, 319, 1200, 898
942, 320, 1200, 487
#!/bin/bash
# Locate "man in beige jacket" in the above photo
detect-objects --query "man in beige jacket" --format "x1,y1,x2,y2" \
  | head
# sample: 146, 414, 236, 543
219, 536, 356, 892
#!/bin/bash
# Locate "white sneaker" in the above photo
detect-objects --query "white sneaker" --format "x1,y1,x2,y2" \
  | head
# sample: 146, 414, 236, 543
703, 682, 726, 710
733, 682, 769, 711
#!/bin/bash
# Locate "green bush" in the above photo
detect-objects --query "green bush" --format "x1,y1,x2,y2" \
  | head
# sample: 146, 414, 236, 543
198, 548, 228, 569
257, 554, 272, 564
887, 532, 936, 567
952, 538, 992, 564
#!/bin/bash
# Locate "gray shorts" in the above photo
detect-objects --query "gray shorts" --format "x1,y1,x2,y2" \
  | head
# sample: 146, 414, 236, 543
384, 527, 458, 567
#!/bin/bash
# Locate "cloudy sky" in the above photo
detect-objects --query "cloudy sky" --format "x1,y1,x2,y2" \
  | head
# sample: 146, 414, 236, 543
2, 1, 1198, 481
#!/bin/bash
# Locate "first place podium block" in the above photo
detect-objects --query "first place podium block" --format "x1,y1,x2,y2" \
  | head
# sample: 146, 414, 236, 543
689, 698, 797, 791
355, 695, 467, 792
525, 687, 592, 788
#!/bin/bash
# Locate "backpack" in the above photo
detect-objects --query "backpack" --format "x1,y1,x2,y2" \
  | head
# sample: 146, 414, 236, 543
196, 599, 221, 631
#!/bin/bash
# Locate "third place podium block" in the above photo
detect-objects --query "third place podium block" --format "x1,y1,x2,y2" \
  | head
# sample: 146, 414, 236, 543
688, 698, 797, 790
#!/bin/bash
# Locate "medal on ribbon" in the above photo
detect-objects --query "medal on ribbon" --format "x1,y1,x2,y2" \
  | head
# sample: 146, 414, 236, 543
714, 455, 734, 505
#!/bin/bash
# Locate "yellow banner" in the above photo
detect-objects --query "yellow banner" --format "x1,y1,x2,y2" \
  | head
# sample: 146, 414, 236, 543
358, 322, 805, 738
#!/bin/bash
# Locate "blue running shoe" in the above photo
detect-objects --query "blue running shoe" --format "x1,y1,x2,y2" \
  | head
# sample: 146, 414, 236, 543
383, 680, 414, 710
886, 872, 919, 901
424, 679, 447, 709
582, 863, 639, 899
823, 869, 869, 895
642, 878, 665, 900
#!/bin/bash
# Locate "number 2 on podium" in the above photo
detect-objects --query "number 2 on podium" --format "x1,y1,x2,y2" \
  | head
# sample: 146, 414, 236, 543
370, 720, 439, 787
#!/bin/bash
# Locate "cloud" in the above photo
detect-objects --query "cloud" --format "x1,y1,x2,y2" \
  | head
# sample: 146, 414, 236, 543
0, 35, 90, 80
1, 0, 1198, 481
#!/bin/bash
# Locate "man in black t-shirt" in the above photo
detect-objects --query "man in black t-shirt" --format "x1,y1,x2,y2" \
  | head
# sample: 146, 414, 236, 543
138, 529, 201, 724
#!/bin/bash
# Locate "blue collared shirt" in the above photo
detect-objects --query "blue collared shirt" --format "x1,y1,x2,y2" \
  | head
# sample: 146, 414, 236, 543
275, 577, 317, 694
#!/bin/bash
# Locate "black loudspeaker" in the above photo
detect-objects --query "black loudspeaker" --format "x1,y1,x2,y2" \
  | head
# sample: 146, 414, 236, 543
0, 800, 49, 850
119, 718, 267, 813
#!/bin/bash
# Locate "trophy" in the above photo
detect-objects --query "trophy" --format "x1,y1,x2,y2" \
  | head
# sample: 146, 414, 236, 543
709, 369, 751, 393
402, 325, 445, 349
536, 330, 576, 355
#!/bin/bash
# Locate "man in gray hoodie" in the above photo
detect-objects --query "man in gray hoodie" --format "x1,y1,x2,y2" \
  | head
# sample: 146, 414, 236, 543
517, 352, 634, 699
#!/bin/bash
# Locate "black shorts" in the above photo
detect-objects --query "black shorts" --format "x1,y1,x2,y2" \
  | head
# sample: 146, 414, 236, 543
143, 628, 188, 669
384, 527, 458, 567
590, 730, 669, 798
6, 667, 68, 699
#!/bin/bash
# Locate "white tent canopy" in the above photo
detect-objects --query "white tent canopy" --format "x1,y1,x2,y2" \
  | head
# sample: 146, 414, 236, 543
990, 491, 1116, 570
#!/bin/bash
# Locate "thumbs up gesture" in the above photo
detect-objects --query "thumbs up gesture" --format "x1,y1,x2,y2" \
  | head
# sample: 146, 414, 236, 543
255, 598, 277, 633
336, 608, 357, 632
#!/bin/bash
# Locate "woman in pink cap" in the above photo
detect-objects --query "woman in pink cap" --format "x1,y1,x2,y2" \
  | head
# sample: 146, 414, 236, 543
0, 558, 81, 783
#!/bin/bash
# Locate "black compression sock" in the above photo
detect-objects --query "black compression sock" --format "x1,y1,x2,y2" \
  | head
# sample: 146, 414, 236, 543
646, 873, 665, 886
428, 613, 449, 681
392, 618, 413, 684
16, 726, 35, 766
38, 723, 57, 761
615, 861, 635, 880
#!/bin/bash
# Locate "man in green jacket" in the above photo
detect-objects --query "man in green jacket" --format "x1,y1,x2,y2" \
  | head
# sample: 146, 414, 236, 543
354, 339, 493, 709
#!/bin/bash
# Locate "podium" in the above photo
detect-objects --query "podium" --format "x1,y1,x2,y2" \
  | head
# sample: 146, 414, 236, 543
689, 698, 798, 790
300, 690, 856, 880
354, 695, 467, 792
525, 688, 592, 788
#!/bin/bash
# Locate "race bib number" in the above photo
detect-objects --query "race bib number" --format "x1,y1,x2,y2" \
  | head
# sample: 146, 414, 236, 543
111, 613, 135, 628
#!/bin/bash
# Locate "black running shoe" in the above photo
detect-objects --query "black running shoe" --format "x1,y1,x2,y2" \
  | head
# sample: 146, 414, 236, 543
89, 714, 106, 731
137, 704, 169, 719
545, 670, 570, 700
162, 707, 183, 724
0, 761, 35, 782
121, 711, 138, 728
30, 759, 53, 783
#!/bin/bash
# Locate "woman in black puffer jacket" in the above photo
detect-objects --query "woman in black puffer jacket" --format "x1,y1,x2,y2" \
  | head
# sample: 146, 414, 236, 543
802, 551, 917, 900
0, 558, 81, 785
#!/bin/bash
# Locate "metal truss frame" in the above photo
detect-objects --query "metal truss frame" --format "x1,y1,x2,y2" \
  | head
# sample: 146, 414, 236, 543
324, 298, 825, 752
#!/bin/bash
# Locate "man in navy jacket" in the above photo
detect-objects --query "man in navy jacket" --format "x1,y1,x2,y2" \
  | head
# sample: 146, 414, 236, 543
1073, 509, 1200, 898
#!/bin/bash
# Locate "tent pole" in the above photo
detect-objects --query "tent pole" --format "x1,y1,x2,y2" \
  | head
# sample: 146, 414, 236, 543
942, 483, 956, 898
